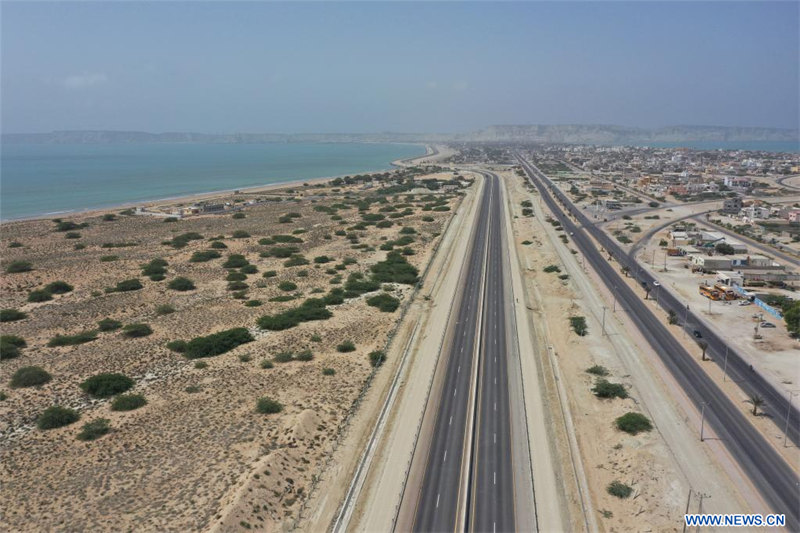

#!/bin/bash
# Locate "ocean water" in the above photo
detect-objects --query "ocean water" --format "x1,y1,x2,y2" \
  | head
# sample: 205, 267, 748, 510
632, 140, 799, 153
0, 142, 425, 220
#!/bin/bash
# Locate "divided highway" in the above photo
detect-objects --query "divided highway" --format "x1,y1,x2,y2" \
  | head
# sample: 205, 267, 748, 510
517, 154, 800, 529
411, 173, 520, 533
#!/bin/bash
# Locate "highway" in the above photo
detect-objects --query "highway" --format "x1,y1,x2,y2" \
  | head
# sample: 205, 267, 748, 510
470, 173, 515, 533
517, 153, 800, 529
411, 172, 519, 533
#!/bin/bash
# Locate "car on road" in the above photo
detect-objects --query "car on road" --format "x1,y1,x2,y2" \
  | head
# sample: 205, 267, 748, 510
692, 330, 702, 338
760, 322, 776, 328
653, 281, 661, 287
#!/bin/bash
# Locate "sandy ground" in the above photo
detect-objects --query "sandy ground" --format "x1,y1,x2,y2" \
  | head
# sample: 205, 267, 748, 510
0, 174, 462, 532
505, 169, 754, 531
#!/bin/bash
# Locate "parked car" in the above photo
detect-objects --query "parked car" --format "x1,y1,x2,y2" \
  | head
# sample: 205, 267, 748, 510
738, 300, 751, 306
760, 322, 776, 328
692, 330, 702, 338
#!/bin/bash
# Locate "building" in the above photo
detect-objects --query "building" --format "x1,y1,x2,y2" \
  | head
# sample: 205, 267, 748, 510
716, 271, 744, 286
690, 255, 732, 271
723, 176, 752, 189
722, 197, 743, 214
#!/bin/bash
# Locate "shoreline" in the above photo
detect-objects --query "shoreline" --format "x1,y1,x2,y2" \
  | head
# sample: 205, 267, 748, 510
1, 144, 431, 225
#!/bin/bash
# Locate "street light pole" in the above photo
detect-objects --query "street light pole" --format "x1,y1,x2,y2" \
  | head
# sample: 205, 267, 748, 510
613, 285, 617, 312
602, 306, 607, 336
683, 304, 690, 338
723, 346, 729, 382
784, 391, 799, 447
700, 402, 708, 442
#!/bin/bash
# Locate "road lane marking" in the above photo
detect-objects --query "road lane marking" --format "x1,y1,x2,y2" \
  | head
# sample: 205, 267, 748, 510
436, 493, 440, 508
449, 415, 452, 425
494, 471, 496, 485
444, 450, 447, 462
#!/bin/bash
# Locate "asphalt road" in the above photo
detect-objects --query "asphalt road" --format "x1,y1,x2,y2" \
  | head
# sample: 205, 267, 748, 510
469, 173, 515, 533
517, 154, 800, 529
412, 173, 493, 532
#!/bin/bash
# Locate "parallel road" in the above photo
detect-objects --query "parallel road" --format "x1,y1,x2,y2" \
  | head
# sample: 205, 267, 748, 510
411, 172, 519, 532
518, 154, 800, 529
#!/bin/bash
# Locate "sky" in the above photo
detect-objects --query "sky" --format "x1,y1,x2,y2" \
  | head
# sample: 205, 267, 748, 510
2, 1, 798, 134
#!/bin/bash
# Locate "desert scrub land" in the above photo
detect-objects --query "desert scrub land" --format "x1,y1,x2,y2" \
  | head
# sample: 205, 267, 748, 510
0, 168, 467, 531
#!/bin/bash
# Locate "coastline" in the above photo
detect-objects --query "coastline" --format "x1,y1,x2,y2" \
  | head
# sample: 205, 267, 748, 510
1, 143, 430, 225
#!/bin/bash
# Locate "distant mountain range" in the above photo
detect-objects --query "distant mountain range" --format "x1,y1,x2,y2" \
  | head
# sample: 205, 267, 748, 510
3, 124, 797, 145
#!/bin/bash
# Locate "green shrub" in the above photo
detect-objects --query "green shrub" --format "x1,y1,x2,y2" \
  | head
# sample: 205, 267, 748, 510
269, 295, 296, 302
43, 281, 73, 296
232, 212, 246, 219
28, 289, 53, 302
322, 367, 335, 376
262, 270, 277, 278
284, 254, 310, 267
337, 340, 356, 353
615, 412, 653, 435
569, 316, 588, 336
65, 231, 81, 239
344, 274, 380, 295
260, 359, 274, 369
111, 394, 147, 411
227, 281, 248, 291
273, 351, 294, 363
102, 213, 117, 221
77, 418, 111, 441
232, 230, 250, 238
1, 335, 26, 348
185, 385, 200, 393
112, 279, 143, 292
370, 252, 419, 284
295, 350, 314, 362
54, 220, 84, 231
100, 255, 119, 262
80, 373, 134, 398
244, 300, 262, 307
166, 340, 188, 353
222, 254, 249, 268
607, 481, 633, 499
156, 304, 175, 315
141, 259, 168, 277
38, 406, 80, 430
227, 271, 247, 281
369, 350, 386, 367
366, 293, 401, 312
168, 232, 203, 248
209, 241, 228, 249
256, 396, 283, 414
48, 330, 97, 347
311, 334, 322, 342
168, 277, 196, 291
0, 341, 21, 360
8, 241, 23, 248
272, 234, 303, 243
0, 391, 7, 400
190, 250, 222, 262
257, 298, 332, 330
10, 366, 52, 388
592, 379, 628, 399
422, 216, 434, 222
240, 264, 258, 274
314, 255, 332, 264
184, 327, 254, 359
123, 323, 153, 338
586, 365, 609, 377
543, 265, 561, 273
0, 309, 27, 322
194, 361, 208, 369
278, 281, 298, 292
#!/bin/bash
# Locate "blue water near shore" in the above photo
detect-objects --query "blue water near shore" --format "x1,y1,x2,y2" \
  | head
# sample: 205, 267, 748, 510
632, 140, 799, 153
0, 142, 425, 220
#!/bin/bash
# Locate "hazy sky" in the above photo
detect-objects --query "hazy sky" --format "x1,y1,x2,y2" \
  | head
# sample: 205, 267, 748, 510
2, 1, 798, 133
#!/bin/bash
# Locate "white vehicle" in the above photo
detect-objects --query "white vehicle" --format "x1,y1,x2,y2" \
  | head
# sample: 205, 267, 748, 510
653, 281, 661, 287
738, 300, 751, 306
760, 321, 776, 328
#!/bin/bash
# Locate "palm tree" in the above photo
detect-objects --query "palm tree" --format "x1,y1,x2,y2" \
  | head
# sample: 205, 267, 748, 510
644, 287, 651, 300
746, 394, 765, 416
621, 266, 630, 277
699, 341, 708, 361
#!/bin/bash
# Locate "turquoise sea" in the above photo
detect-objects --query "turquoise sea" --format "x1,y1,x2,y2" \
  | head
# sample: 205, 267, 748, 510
0, 143, 425, 221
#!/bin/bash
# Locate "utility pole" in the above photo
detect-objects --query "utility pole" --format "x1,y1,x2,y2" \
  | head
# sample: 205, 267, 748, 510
613, 285, 617, 312
700, 402, 708, 442
723, 346, 729, 382
695, 493, 710, 533
682, 488, 693, 533
602, 306, 607, 336
683, 304, 690, 338
652, 249, 656, 266
784, 391, 799, 447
